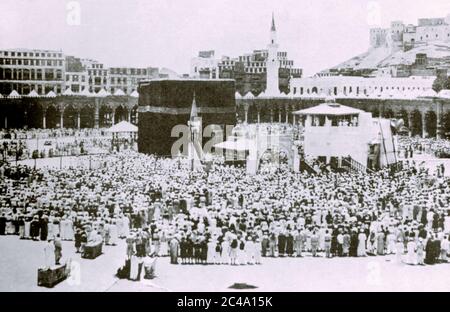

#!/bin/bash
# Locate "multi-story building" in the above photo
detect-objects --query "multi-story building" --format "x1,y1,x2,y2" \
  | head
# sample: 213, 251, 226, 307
190, 50, 219, 79
109, 67, 160, 95
289, 75, 435, 97
190, 15, 302, 95
82, 59, 109, 93
0, 48, 172, 96
370, 14, 450, 50
65, 71, 88, 93
64, 55, 88, 93
0, 48, 65, 96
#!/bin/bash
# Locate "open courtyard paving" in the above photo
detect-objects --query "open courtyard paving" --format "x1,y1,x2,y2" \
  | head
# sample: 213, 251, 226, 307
1, 235, 450, 292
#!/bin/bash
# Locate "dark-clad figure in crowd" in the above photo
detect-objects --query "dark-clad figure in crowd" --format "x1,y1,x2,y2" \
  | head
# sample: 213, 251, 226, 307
0, 213, 6, 235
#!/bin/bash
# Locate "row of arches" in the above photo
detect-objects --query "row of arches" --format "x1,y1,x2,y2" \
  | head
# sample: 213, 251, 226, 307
0, 104, 138, 129
239, 105, 450, 139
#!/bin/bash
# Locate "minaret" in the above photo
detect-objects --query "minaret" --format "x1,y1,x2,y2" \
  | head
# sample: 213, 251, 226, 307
187, 92, 203, 169
190, 91, 198, 120
265, 12, 280, 96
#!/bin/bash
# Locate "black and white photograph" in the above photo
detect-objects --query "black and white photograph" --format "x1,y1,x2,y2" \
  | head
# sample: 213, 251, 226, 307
1, 0, 450, 294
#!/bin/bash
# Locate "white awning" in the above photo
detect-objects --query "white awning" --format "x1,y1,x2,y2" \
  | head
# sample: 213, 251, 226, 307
106, 120, 138, 133
46, 91, 57, 98
7, 90, 21, 98
63, 88, 75, 96
438, 89, 450, 99
214, 138, 255, 151
80, 88, 93, 97
293, 103, 363, 116
243, 91, 255, 99
27, 90, 40, 98
113, 88, 125, 96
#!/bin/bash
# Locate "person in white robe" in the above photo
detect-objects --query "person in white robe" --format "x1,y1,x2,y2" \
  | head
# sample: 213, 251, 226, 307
440, 235, 449, 262
386, 231, 396, 254
65, 218, 74, 241
245, 237, 255, 264
43, 239, 55, 269
444, 214, 450, 234
406, 238, 417, 265
122, 216, 130, 238
60, 218, 67, 240
24, 216, 31, 239
254, 238, 262, 264
206, 239, 216, 264
109, 220, 118, 246
116, 217, 124, 238
104, 222, 111, 245
129, 255, 141, 281
221, 239, 230, 265
357, 230, 367, 257
395, 238, 404, 264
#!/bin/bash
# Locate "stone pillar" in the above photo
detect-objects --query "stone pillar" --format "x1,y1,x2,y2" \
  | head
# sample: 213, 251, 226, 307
292, 114, 296, 126
127, 109, 131, 123
436, 100, 444, 139
111, 107, 116, 126
94, 101, 100, 129
77, 111, 81, 129
278, 111, 282, 123
4, 116, 7, 129
285, 110, 289, 123
244, 106, 248, 123
60, 109, 64, 129
257, 110, 261, 124
42, 108, 47, 129
408, 111, 413, 137
421, 112, 427, 139
270, 110, 274, 123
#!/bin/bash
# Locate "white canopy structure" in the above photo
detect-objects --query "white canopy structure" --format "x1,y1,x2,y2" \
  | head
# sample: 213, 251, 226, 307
46, 91, 57, 98
243, 91, 255, 100
438, 89, 450, 99
419, 89, 437, 99
80, 88, 93, 97
235, 91, 242, 99
214, 138, 256, 151
293, 102, 364, 116
106, 120, 138, 133
130, 90, 139, 98
7, 90, 21, 98
62, 88, 75, 96
0, 94, 4, 99
113, 88, 126, 96
95, 88, 108, 97
26, 90, 40, 98
257, 91, 266, 98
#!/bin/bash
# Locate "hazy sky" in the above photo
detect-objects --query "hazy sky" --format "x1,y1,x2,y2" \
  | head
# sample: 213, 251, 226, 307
1, 0, 450, 76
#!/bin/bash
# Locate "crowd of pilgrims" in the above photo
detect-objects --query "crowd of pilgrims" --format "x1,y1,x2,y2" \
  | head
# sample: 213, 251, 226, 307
0, 128, 112, 161
0, 148, 450, 267
398, 136, 450, 159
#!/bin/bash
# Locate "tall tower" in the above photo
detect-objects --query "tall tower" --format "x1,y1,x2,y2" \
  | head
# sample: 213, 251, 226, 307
265, 13, 280, 96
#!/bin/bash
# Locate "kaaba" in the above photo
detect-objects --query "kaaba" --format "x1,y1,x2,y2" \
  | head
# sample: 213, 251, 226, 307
138, 79, 236, 156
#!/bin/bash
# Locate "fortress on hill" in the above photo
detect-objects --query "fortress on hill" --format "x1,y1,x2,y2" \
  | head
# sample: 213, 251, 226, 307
370, 14, 450, 52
